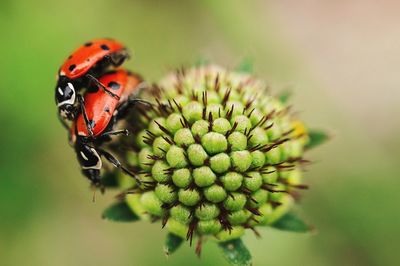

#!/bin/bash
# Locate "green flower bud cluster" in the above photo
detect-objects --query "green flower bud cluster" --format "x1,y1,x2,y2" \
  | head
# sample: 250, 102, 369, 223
121, 65, 309, 243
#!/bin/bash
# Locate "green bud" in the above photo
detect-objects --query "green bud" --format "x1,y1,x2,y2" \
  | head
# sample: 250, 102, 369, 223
210, 153, 231, 173
174, 128, 195, 147
193, 166, 216, 187
227, 210, 251, 225
244, 172, 263, 191
268, 184, 286, 202
170, 204, 192, 224
204, 184, 227, 203
155, 184, 177, 204
251, 150, 265, 168
226, 101, 244, 117
221, 172, 243, 191
249, 189, 268, 208
227, 132, 247, 151
261, 166, 278, 184
212, 118, 231, 135
231, 115, 252, 134
249, 127, 268, 147
152, 137, 171, 156
249, 109, 264, 126
231, 151, 252, 172
136, 130, 148, 148
183, 101, 203, 123
138, 148, 153, 171
151, 160, 170, 182
202, 132, 228, 154
197, 220, 222, 234
195, 203, 220, 220
178, 188, 201, 206
286, 169, 303, 185
149, 117, 167, 136
187, 144, 208, 166
191, 120, 209, 137
207, 103, 224, 119
166, 219, 188, 239
166, 113, 184, 134
266, 124, 281, 141
223, 193, 247, 211
216, 226, 245, 241
166, 145, 188, 168
140, 191, 164, 216
265, 147, 281, 164
172, 168, 192, 188
255, 203, 273, 225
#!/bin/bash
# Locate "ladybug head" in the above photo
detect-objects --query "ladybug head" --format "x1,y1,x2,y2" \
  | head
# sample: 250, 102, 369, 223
75, 140, 102, 185
56, 80, 77, 120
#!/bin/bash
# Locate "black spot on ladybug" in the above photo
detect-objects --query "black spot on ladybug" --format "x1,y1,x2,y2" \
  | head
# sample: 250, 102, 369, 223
84, 42, 93, 47
69, 64, 76, 71
86, 58, 90, 62
104, 106, 110, 113
68, 55, 73, 59
108, 81, 120, 90
101, 44, 110, 50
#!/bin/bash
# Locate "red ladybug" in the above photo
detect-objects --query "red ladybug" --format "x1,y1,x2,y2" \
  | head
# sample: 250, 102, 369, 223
70, 69, 149, 186
55, 38, 129, 125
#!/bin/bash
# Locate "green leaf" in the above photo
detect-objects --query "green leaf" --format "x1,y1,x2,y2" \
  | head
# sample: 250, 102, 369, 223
277, 90, 292, 104
271, 212, 310, 233
164, 233, 184, 256
102, 201, 139, 222
218, 238, 252, 266
236, 58, 253, 73
100, 171, 119, 188
306, 129, 330, 149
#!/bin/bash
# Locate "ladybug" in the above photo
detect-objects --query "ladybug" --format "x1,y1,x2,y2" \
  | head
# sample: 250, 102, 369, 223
70, 69, 149, 186
55, 38, 129, 126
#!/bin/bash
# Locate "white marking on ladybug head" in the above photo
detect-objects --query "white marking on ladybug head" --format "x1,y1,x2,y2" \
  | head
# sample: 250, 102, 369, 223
58, 87, 64, 96
81, 148, 102, 170
80, 151, 88, 161
57, 82, 76, 107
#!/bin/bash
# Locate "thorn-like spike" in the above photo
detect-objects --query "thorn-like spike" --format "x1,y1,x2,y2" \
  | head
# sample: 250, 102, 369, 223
221, 88, 232, 108
214, 74, 220, 93
173, 99, 183, 113
208, 112, 214, 131
225, 104, 235, 121
154, 120, 172, 136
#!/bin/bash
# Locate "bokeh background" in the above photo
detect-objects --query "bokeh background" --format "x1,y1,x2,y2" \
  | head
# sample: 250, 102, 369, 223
1, 0, 399, 265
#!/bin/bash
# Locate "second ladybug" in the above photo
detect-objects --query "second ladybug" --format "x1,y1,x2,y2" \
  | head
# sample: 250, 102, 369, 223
70, 69, 149, 187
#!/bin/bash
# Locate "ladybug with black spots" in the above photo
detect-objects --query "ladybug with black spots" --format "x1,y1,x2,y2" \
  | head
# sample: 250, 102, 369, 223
69, 69, 150, 187
55, 38, 129, 127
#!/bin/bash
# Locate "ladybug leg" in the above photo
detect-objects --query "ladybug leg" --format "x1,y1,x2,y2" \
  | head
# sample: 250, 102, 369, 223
100, 129, 129, 138
57, 112, 70, 130
116, 97, 153, 120
77, 94, 94, 138
86, 74, 121, 100
98, 149, 142, 185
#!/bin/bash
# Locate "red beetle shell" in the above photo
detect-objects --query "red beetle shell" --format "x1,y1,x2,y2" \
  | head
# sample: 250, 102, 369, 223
59, 39, 126, 79
75, 69, 142, 137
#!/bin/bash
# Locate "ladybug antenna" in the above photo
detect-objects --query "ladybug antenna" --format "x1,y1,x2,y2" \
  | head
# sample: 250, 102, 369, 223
92, 187, 97, 203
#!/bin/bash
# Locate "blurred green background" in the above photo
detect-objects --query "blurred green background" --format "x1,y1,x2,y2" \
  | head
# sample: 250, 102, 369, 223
1, 0, 399, 265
